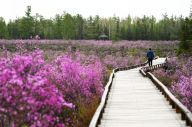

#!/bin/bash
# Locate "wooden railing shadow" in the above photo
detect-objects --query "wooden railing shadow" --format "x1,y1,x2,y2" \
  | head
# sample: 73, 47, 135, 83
140, 62, 192, 127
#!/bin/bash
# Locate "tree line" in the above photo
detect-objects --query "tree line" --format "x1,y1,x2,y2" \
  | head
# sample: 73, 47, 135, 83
0, 6, 186, 40
178, 17, 192, 54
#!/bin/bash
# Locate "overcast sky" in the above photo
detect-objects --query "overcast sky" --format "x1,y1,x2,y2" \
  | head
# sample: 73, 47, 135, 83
0, 0, 190, 22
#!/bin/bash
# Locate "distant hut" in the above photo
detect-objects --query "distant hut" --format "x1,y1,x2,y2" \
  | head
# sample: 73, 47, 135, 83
98, 34, 108, 40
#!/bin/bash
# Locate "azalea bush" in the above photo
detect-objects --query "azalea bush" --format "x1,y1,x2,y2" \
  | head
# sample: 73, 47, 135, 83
171, 75, 192, 111
153, 57, 192, 112
0, 49, 104, 127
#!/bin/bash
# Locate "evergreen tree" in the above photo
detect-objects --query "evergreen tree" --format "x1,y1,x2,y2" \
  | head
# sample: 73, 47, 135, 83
178, 18, 192, 54
0, 17, 8, 39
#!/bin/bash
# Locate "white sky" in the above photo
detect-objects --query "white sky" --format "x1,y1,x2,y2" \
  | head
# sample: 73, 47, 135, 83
0, 0, 190, 22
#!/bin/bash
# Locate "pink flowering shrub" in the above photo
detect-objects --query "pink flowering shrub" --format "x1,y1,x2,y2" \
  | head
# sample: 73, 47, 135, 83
45, 53, 104, 103
153, 57, 192, 112
0, 50, 104, 126
171, 76, 192, 111
170, 57, 192, 111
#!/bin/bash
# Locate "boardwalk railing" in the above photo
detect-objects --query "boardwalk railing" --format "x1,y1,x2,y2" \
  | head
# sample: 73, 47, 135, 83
89, 69, 115, 127
89, 62, 148, 127
140, 63, 167, 77
140, 63, 192, 127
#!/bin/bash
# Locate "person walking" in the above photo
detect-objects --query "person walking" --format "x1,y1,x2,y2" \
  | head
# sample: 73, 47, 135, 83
147, 48, 155, 66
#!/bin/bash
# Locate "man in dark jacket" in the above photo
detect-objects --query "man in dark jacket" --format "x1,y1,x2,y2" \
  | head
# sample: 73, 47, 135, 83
147, 48, 155, 66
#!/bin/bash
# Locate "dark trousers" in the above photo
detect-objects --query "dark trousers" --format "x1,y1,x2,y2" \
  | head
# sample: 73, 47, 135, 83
148, 58, 153, 66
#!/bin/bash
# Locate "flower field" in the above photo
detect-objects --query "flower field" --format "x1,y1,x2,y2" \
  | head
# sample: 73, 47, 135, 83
0, 40, 182, 126
153, 57, 192, 112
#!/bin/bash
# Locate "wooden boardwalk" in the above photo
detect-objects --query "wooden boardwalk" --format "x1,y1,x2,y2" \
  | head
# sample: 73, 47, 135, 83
98, 58, 188, 127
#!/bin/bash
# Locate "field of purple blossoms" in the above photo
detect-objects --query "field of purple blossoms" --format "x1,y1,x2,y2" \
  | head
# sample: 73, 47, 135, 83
0, 40, 180, 127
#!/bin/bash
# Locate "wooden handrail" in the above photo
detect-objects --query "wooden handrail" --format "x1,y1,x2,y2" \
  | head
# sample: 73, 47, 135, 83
89, 70, 115, 127
142, 63, 167, 72
89, 62, 148, 127
140, 64, 192, 127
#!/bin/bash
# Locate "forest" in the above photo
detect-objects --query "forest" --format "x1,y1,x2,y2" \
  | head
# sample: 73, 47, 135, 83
0, 6, 186, 40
